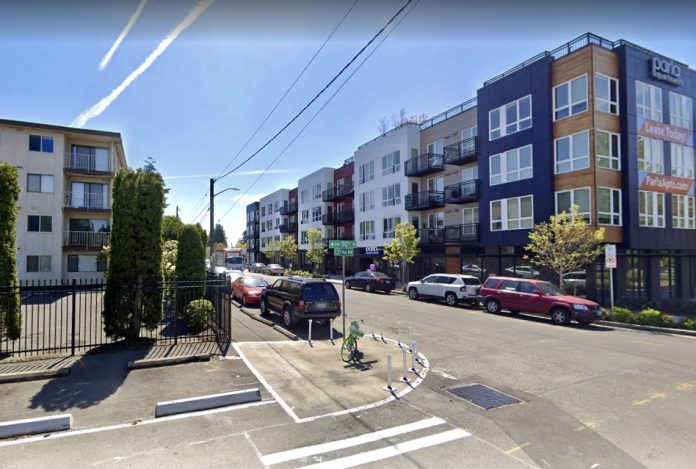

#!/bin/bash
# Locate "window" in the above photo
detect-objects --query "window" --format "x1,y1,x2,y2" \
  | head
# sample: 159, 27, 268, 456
427, 139, 444, 155
261, 206, 266, 216
26, 255, 51, 272
671, 143, 695, 179
300, 189, 307, 204
490, 195, 533, 231
489, 95, 532, 140
359, 191, 374, 212
382, 183, 401, 207
639, 191, 665, 227
595, 74, 619, 115
598, 188, 622, 226
274, 201, 279, 212
490, 145, 533, 185
381, 151, 400, 176
553, 74, 588, 120
70, 145, 109, 171
462, 207, 479, 224
28, 135, 54, 153
462, 166, 478, 181
555, 188, 591, 222
311, 206, 322, 222
427, 175, 444, 191
673, 195, 695, 229
428, 212, 444, 228
301, 231, 308, 244
638, 136, 664, 174
358, 161, 374, 184
636, 81, 662, 121
555, 131, 589, 173
382, 217, 401, 238
301, 209, 309, 224
27, 215, 52, 232
67, 255, 106, 272
669, 92, 693, 130
359, 221, 375, 240
596, 130, 621, 170
27, 174, 53, 193
312, 184, 321, 200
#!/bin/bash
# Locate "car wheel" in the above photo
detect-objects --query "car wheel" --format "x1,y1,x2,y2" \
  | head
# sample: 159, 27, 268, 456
485, 298, 500, 314
345, 280, 351, 289
364, 283, 372, 293
259, 299, 269, 316
551, 308, 571, 325
282, 306, 295, 328
408, 288, 419, 300
445, 292, 457, 307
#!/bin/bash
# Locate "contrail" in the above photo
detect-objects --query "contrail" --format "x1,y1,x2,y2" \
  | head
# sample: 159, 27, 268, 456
99, 0, 149, 71
71, 0, 215, 128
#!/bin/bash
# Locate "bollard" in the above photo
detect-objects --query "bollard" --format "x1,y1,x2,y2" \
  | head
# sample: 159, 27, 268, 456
397, 322, 401, 348
384, 354, 394, 392
413, 340, 420, 365
371, 315, 376, 340
408, 327, 413, 352
329, 319, 334, 344
409, 341, 418, 373
308, 319, 313, 345
380, 319, 384, 341
401, 347, 409, 383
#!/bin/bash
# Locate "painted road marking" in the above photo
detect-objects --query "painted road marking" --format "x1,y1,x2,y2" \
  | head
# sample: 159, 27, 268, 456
261, 417, 446, 466
503, 442, 530, 455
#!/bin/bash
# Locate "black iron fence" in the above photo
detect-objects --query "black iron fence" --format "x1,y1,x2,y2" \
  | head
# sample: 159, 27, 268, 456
0, 278, 231, 358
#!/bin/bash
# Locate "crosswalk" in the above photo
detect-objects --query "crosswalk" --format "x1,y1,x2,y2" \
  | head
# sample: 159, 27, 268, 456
259, 417, 471, 469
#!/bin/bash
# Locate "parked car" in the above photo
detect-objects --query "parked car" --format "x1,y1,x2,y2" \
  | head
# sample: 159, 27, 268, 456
344, 271, 395, 294
479, 276, 603, 326
232, 276, 269, 306
260, 277, 341, 328
504, 265, 540, 279
249, 262, 266, 273
461, 264, 486, 277
224, 270, 243, 289
561, 271, 587, 292
263, 264, 285, 276
407, 274, 481, 306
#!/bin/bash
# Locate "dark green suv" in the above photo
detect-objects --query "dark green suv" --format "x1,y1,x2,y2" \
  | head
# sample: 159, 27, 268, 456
259, 277, 341, 328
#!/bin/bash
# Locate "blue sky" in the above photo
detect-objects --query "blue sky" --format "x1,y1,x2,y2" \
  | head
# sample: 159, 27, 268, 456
1, 0, 695, 244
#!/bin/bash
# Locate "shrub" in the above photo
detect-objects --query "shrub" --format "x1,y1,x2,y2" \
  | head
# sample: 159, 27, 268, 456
286, 269, 312, 277
608, 307, 635, 323
636, 308, 673, 327
183, 299, 214, 332
683, 318, 696, 331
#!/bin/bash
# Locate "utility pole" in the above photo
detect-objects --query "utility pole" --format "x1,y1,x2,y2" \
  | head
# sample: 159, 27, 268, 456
209, 178, 215, 262
176, 205, 180, 219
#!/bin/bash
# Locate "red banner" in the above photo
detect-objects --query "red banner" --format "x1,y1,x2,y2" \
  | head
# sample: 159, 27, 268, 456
638, 119, 693, 145
639, 172, 695, 196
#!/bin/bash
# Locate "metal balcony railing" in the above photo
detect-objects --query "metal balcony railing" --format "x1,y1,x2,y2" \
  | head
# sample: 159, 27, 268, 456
64, 152, 112, 174
280, 221, 297, 233
444, 223, 480, 244
418, 228, 444, 244
336, 181, 354, 197
336, 210, 354, 223
63, 192, 110, 210
279, 200, 297, 215
444, 180, 480, 204
443, 137, 478, 165
322, 188, 337, 202
404, 153, 444, 177
322, 213, 336, 225
329, 232, 354, 241
405, 190, 445, 211
63, 231, 111, 248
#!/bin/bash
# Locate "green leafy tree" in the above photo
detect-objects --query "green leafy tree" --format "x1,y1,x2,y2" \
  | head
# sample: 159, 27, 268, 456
162, 215, 184, 241
193, 224, 207, 257
103, 168, 165, 340
383, 222, 420, 287
265, 239, 281, 264
212, 223, 228, 247
524, 205, 605, 292
162, 240, 178, 283
175, 225, 206, 311
0, 162, 21, 340
306, 229, 327, 271
279, 235, 298, 267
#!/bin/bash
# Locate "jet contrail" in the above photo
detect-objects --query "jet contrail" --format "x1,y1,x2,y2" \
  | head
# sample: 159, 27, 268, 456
72, 0, 215, 128
99, 0, 149, 71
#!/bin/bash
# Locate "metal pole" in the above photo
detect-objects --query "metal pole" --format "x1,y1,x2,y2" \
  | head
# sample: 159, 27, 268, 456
342, 255, 346, 339
401, 347, 409, 382
609, 267, 614, 311
329, 319, 333, 344
209, 178, 215, 264
308, 319, 312, 345
384, 354, 393, 392
409, 341, 417, 373
70, 279, 76, 356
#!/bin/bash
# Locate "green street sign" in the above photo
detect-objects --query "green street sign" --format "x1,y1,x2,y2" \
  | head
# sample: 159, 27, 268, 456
329, 240, 356, 249
333, 248, 354, 257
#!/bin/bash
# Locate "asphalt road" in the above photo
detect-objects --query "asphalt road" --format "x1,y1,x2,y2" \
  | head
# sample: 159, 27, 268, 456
2, 278, 695, 468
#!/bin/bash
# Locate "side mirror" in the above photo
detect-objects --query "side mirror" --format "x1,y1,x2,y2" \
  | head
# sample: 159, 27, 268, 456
420, 279, 424, 283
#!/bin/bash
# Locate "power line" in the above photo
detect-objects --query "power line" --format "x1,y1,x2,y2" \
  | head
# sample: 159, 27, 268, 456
215, 0, 413, 183
216, 0, 420, 224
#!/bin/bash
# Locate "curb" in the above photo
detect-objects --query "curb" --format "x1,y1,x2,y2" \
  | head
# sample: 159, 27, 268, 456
0, 414, 72, 439
128, 353, 212, 370
272, 325, 299, 341
0, 367, 70, 384
155, 388, 261, 418
596, 320, 696, 337
240, 307, 276, 326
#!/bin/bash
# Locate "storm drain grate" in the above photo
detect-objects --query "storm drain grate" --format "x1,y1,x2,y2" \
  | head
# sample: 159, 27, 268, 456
447, 384, 521, 410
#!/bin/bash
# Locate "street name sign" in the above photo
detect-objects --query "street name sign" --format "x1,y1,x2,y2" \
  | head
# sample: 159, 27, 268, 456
329, 240, 356, 257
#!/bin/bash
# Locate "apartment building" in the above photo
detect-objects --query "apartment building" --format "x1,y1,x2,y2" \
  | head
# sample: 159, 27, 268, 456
0, 118, 127, 281
245, 201, 260, 263
279, 187, 299, 252
298, 167, 334, 266
259, 188, 290, 260
322, 158, 354, 273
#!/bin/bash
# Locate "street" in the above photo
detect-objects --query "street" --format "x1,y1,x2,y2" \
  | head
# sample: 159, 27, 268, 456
1, 281, 695, 468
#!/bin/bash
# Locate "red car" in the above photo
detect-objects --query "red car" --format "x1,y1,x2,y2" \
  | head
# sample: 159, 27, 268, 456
478, 276, 603, 326
232, 276, 269, 306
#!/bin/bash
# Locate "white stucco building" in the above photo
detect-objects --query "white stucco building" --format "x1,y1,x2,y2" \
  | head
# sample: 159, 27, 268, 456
258, 188, 290, 255
297, 167, 334, 259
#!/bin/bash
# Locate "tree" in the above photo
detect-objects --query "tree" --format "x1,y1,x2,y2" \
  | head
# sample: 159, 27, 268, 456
524, 205, 605, 293
306, 229, 327, 271
212, 223, 227, 247
192, 224, 207, 256
161, 240, 178, 315
377, 107, 428, 133
383, 222, 420, 287
265, 239, 281, 264
103, 168, 165, 340
236, 230, 247, 247
0, 162, 21, 340
175, 225, 206, 311
279, 235, 298, 267
162, 215, 184, 241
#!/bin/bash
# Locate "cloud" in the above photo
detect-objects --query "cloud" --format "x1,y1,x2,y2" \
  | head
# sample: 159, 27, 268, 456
99, 0, 149, 71
71, 0, 215, 128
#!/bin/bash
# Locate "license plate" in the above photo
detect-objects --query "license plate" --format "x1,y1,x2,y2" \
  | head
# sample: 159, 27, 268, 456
316, 302, 327, 310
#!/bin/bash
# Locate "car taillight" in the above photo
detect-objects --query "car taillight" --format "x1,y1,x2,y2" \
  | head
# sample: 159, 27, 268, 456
376, 278, 383, 283
336, 301, 341, 310
297, 301, 305, 312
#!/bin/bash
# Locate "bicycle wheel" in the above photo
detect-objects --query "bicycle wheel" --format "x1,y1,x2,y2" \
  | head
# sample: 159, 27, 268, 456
341, 337, 357, 363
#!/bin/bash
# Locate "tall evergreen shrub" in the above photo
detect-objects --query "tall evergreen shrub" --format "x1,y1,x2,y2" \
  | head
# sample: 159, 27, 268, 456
0, 162, 21, 340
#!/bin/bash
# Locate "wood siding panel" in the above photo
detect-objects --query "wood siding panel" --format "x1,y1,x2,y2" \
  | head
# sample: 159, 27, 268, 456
594, 113, 621, 133
592, 47, 620, 78
445, 246, 460, 274
603, 226, 623, 243
595, 169, 622, 188
554, 169, 595, 191
552, 47, 592, 86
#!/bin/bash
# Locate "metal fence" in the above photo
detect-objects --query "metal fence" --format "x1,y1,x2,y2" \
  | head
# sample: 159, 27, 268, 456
0, 278, 231, 358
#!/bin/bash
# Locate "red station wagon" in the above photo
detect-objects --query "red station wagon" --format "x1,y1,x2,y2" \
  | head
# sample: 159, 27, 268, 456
478, 276, 603, 326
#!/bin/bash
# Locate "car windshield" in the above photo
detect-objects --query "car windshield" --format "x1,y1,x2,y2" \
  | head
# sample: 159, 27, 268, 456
371, 272, 390, 278
268, 264, 281, 268
537, 282, 563, 296
243, 278, 268, 287
227, 256, 243, 264
302, 283, 338, 299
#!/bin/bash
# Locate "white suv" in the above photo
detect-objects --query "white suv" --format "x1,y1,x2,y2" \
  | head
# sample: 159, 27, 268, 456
407, 274, 481, 307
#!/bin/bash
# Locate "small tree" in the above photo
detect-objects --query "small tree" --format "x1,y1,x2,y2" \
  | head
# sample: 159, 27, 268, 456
306, 229, 327, 272
383, 222, 420, 287
0, 162, 21, 340
265, 239, 281, 264
176, 225, 206, 283
524, 205, 605, 292
162, 215, 184, 241
279, 235, 298, 267
212, 223, 227, 247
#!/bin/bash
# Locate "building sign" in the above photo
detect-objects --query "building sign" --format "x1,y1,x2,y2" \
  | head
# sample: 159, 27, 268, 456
649, 57, 684, 86
364, 246, 382, 255
638, 117, 693, 146
605, 244, 617, 269
639, 172, 695, 196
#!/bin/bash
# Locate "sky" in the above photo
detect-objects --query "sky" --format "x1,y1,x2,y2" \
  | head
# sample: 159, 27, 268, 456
1, 0, 696, 245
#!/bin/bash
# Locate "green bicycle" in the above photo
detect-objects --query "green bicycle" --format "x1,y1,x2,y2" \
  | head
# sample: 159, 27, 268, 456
341, 319, 365, 362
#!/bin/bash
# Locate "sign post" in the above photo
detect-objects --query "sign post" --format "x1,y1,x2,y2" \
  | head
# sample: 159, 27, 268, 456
329, 240, 357, 339
605, 244, 617, 310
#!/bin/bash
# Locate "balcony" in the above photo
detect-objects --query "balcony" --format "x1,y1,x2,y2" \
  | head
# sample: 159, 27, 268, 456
336, 182, 354, 198
336, 210, 354, 223
280, 221, 298, 233
322, 212, 336, 225
418, 228, 444, 244
404, 153, 443, 177
63, 192, 110, 211
405, 190, 445, 211
322, 188, 337, 202
328, 232, 354, 241
63, 152, 112, 175
444, 180, 480, 204
445, 223, 480, 244
443, 137, 478, 165
63, 231, 111, 249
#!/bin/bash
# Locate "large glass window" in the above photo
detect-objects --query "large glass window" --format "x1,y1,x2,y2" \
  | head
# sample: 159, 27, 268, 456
311, 206, 321, 222
671, 143, 695, 179
381, 151, 400, 176
26, 255, 51, 272
67, 255, 106, 272
553, 75, 588, 120
27, 174, 53, 193
596, 130, 621, 170
359, 220, 375, 240
28, 135, 54, 153
555, 188, 591, 222
673, 195, 695, 229
638, 136, 664, 174
462, 165, 478, 181
489, 145, 533, 185
381, 183, 401, 207
28, 215, 52, 232
595, 74, 619, 115
358, 161, 374, 184
490, 195, 534, 231
359, 191, 374, 212
70, 145, 109, 171
555, 131, 589, 173
636, 81, 662, 121
489, 95, 532, 140
669, 92, 693, 130
597, 188, 622, 226
639, 190, 665, 227
382, 217, 401, 238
